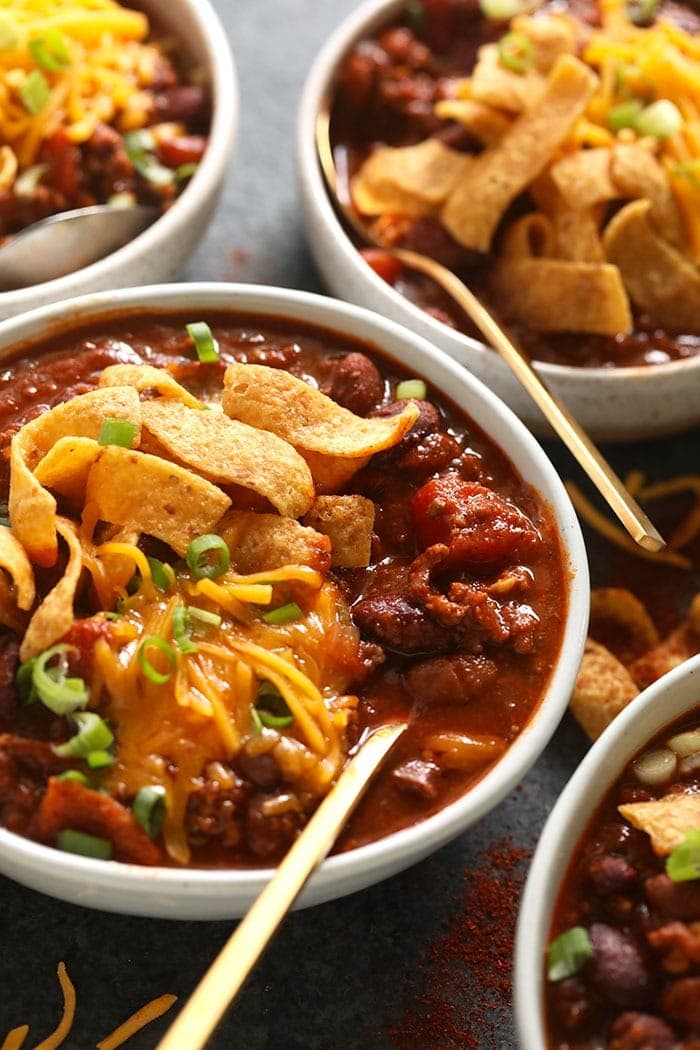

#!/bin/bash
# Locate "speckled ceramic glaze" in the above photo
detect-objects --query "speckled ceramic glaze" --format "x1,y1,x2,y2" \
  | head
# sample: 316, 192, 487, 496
515, 653, 700, 1049
296, 0, 700, 442
0, 0, 238, 322
0, 283, 588, 918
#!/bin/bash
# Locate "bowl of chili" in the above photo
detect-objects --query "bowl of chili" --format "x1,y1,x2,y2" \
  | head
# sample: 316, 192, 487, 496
0, 281, 588, 918
516, 652, 700, 1048
297, 0, 700, 441
0, 0, 237, 319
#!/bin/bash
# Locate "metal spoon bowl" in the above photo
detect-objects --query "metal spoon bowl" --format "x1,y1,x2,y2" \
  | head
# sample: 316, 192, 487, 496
0, 204, 159, 291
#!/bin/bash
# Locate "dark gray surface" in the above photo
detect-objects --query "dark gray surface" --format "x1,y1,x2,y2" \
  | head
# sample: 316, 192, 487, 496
2, 2, 699, 1048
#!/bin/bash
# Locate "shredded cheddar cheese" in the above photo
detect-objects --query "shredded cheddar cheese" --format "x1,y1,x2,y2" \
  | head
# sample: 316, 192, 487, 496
1, 1026, 29, 1050
33, 962, 75, 1050
96, 993, 178, 1050
0, 1, 161, 170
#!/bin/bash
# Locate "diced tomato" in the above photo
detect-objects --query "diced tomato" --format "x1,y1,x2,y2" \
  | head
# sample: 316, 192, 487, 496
360, 248, 403, 286
411, 475, 541, 565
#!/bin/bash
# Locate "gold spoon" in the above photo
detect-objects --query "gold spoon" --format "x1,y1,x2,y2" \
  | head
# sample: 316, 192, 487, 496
156, 722, 406, 1050
315, 106, 665, 554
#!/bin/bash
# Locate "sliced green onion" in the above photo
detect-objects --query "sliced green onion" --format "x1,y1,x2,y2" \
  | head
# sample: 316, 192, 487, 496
0, 16, 19, 52
666, 730, 700, 757
479, 0, 524, 17
15, 657, 37, 704
146, 556, 174, 592
627, 0, 660, 23
52, 712, 114, 758
250, 708, 264, 734
497, 32, 534, 74
396, 378, 427, 400
188, 606, 222, 628
405, 0, 426, 32
0, 501, 9, 527
32, 644, 89, 715
86, 749, 114, 770
547, 926, 593, 981
13, 163, 48, 198
186, 321, 219, 363
133, 785, 167, 838
186, 534, 230, 580
636, 99, 683, 139
56, 770, 90, 785
175, 162, 198, 183
57, 828, 112, 860
124, 129, 156, 154
107, 190, 137, 208
262, 602, 302, 626
632, 747, 677, 786
20, 70, 50, 114
172, 604, 198, 654
607, 99, 643, 133
131, 152, 175, 186
666, 829, 700, 883
98, 417, 137, 448
255, 681, 294, 728
138, 636, 177, 685
28, 29, 71, 72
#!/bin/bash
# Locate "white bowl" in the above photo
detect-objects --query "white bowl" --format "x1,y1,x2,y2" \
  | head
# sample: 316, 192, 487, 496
0, 282, 589, 918
0, 0, 237, 322
296, 0, 700, 442
515, 652, 700, 1049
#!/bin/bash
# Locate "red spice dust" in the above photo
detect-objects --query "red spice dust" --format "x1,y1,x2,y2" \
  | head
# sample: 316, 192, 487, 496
387, 835, 532, 1048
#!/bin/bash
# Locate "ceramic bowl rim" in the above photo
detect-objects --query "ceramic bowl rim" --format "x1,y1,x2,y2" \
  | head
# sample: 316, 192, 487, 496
514, 652, 700, 1048
0, 0, 238, 314
296, 0, 700, 392
0, 281, 589, 916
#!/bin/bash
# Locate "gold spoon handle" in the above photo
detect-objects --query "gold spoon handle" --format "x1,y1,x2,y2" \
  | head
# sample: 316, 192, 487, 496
156, 722, 406, 1050
394, 248, 664, 552
314, 108, 664, 554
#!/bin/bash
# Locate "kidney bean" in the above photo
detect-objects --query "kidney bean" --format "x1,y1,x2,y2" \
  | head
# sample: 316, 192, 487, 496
405, 654, 497, 707
588, 854, 639, 896
319, 352, 384, 415
352, 594, 455, 654
152, 86, 210, 126
608, 1012, 677, 1050
157, 134, 207, 168
646, 874, 700, 922
590, 922, 652, 1009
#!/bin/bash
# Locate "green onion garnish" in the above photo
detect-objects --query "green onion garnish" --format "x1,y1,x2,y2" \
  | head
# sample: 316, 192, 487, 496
13, 164, 48, 198
56, 770, 89, 786
396, 379, 427, 400
547, 926, 593, 981
250, 707, 264, 734
0, 501, 9, 527
20, 70, 50, 114
52, 712, 114, 759
146, 556, 174, 592
56, 828, 112, 860
98, 417, 137, 448
262, 602, 302, 626
607, 99, 644, 133
627, 0, 660, 23
15, 657, 37, 704
186, 321, 220, 363
186, 534, 230, 580
497, 32, 534, 74
124, 129, 155, 153
0, 15, 19, 52
133, 785, 167, 838
138, 636, 177, 685
255, 681, 294, 728
123, 129, 174, 186
636, 99, 683, 139
86, 749, 114, 770
405, 0, 426, 32
31, 644, 89, 715
479, 0, 524, 17
666, 829, 700, 883
28, 29, 71, 72
188, 606, 222, 628
175, 162, 198, 183
172, 604, 198, 654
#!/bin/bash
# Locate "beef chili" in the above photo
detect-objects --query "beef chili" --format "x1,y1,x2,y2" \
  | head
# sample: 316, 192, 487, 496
545, 710, 700, 1048
0, 312, 567, 867
329, 0, 700, 368
0, 1, 210, 264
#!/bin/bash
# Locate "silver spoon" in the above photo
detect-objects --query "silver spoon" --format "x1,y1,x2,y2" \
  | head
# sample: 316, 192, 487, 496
0, 203, 159, 291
